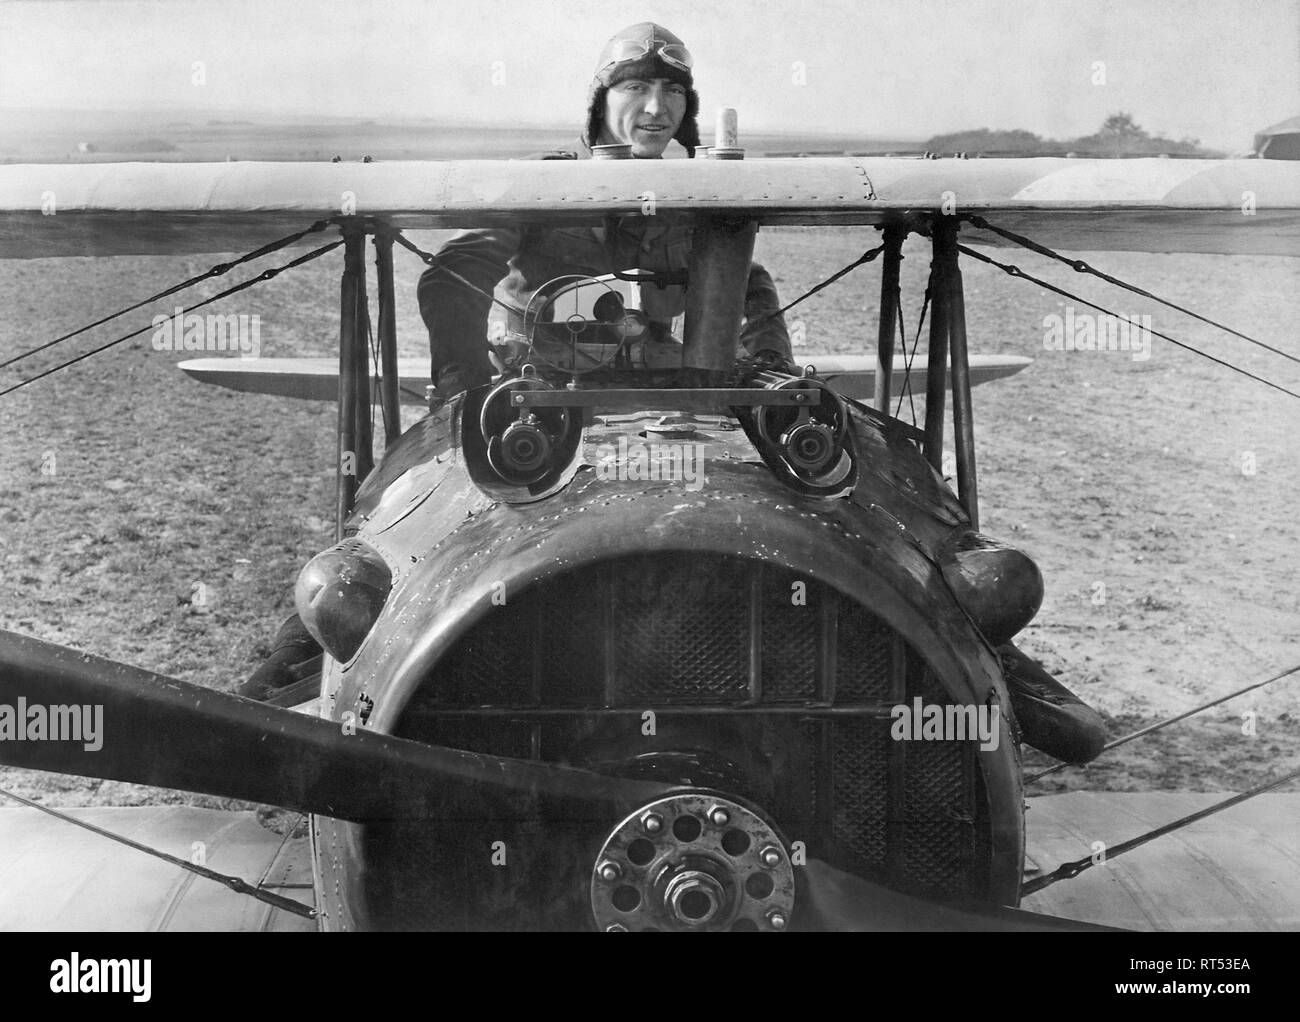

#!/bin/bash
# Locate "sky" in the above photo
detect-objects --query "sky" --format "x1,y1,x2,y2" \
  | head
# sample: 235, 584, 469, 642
0, 0, 1296, 150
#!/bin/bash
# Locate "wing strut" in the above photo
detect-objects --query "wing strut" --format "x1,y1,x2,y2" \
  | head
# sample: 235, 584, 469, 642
872, 225, 906, 413
924, 217, 980, 528
373, 228, 403, 447
922, 238, 949, 473
335, 221, 372, 537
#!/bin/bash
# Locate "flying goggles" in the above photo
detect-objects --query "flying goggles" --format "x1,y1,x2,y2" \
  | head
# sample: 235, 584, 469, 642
598, 36, 693, 74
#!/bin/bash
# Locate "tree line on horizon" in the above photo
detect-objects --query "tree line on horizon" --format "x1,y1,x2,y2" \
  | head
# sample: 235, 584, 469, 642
925, 113, 1218, 158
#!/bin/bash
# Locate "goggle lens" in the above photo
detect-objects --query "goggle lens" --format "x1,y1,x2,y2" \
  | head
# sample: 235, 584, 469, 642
658, 44, 692, 70
601, 38, 693, 73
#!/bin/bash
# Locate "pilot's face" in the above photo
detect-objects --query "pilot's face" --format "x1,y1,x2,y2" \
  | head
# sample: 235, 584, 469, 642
599, 78, 688, 158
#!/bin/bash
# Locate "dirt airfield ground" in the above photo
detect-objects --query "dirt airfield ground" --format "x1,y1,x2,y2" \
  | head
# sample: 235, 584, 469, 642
0, 226, 1297, 810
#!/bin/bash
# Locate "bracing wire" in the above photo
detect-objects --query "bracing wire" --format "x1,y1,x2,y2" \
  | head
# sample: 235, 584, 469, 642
0, 240, 343, 400
0, 220, 329, 373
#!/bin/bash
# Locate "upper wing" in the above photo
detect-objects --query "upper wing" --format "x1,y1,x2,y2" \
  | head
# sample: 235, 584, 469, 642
0, 157, 1296, 258
0, 805, 315, 932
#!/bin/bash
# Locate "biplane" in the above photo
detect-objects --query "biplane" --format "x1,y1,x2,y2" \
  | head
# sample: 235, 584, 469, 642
0, 142, 1297, 932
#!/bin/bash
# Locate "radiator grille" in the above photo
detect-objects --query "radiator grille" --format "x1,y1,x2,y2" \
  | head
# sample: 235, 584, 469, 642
384, 552, 989, 928
830, 720, 891, 867
616, 556, 753, 702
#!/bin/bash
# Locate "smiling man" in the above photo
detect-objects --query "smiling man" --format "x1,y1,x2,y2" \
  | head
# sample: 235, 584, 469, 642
585, 23, 698, 159
598, 76, 689, 158
416, 20, 790, 399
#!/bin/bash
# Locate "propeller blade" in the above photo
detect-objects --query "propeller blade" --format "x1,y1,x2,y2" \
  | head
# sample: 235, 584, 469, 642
797, 858, 1119, 931
0, 629, 669, 823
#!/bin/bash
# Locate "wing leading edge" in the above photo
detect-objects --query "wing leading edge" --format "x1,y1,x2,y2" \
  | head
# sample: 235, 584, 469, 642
0, 157, 1296, 258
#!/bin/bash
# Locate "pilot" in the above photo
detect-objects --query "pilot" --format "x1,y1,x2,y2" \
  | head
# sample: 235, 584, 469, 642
239, 21, 790, 702
418, 20, 793, 400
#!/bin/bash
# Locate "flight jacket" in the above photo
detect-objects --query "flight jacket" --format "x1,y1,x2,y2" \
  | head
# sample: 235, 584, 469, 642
417, 149, 791, 381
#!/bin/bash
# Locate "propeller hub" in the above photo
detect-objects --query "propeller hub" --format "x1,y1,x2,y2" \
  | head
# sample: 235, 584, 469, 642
590, 792, 795, 932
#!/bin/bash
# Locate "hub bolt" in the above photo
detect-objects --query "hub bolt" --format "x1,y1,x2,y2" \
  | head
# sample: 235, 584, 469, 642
598, 860, 622, 882
664, 870, 725, 927
641, 813, 664, 835
760, 846, 782, 868
709, 806, 731, 827
767, 910, 788, 931
606, 923, 628, 933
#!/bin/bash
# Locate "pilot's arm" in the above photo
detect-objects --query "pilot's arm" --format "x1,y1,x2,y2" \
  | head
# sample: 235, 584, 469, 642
417, 227, 523, 387
741, 261, 792, 360
420, 229, 794, 381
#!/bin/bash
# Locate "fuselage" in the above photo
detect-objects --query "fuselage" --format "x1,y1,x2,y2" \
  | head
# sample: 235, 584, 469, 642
306, 386, 1025, 930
